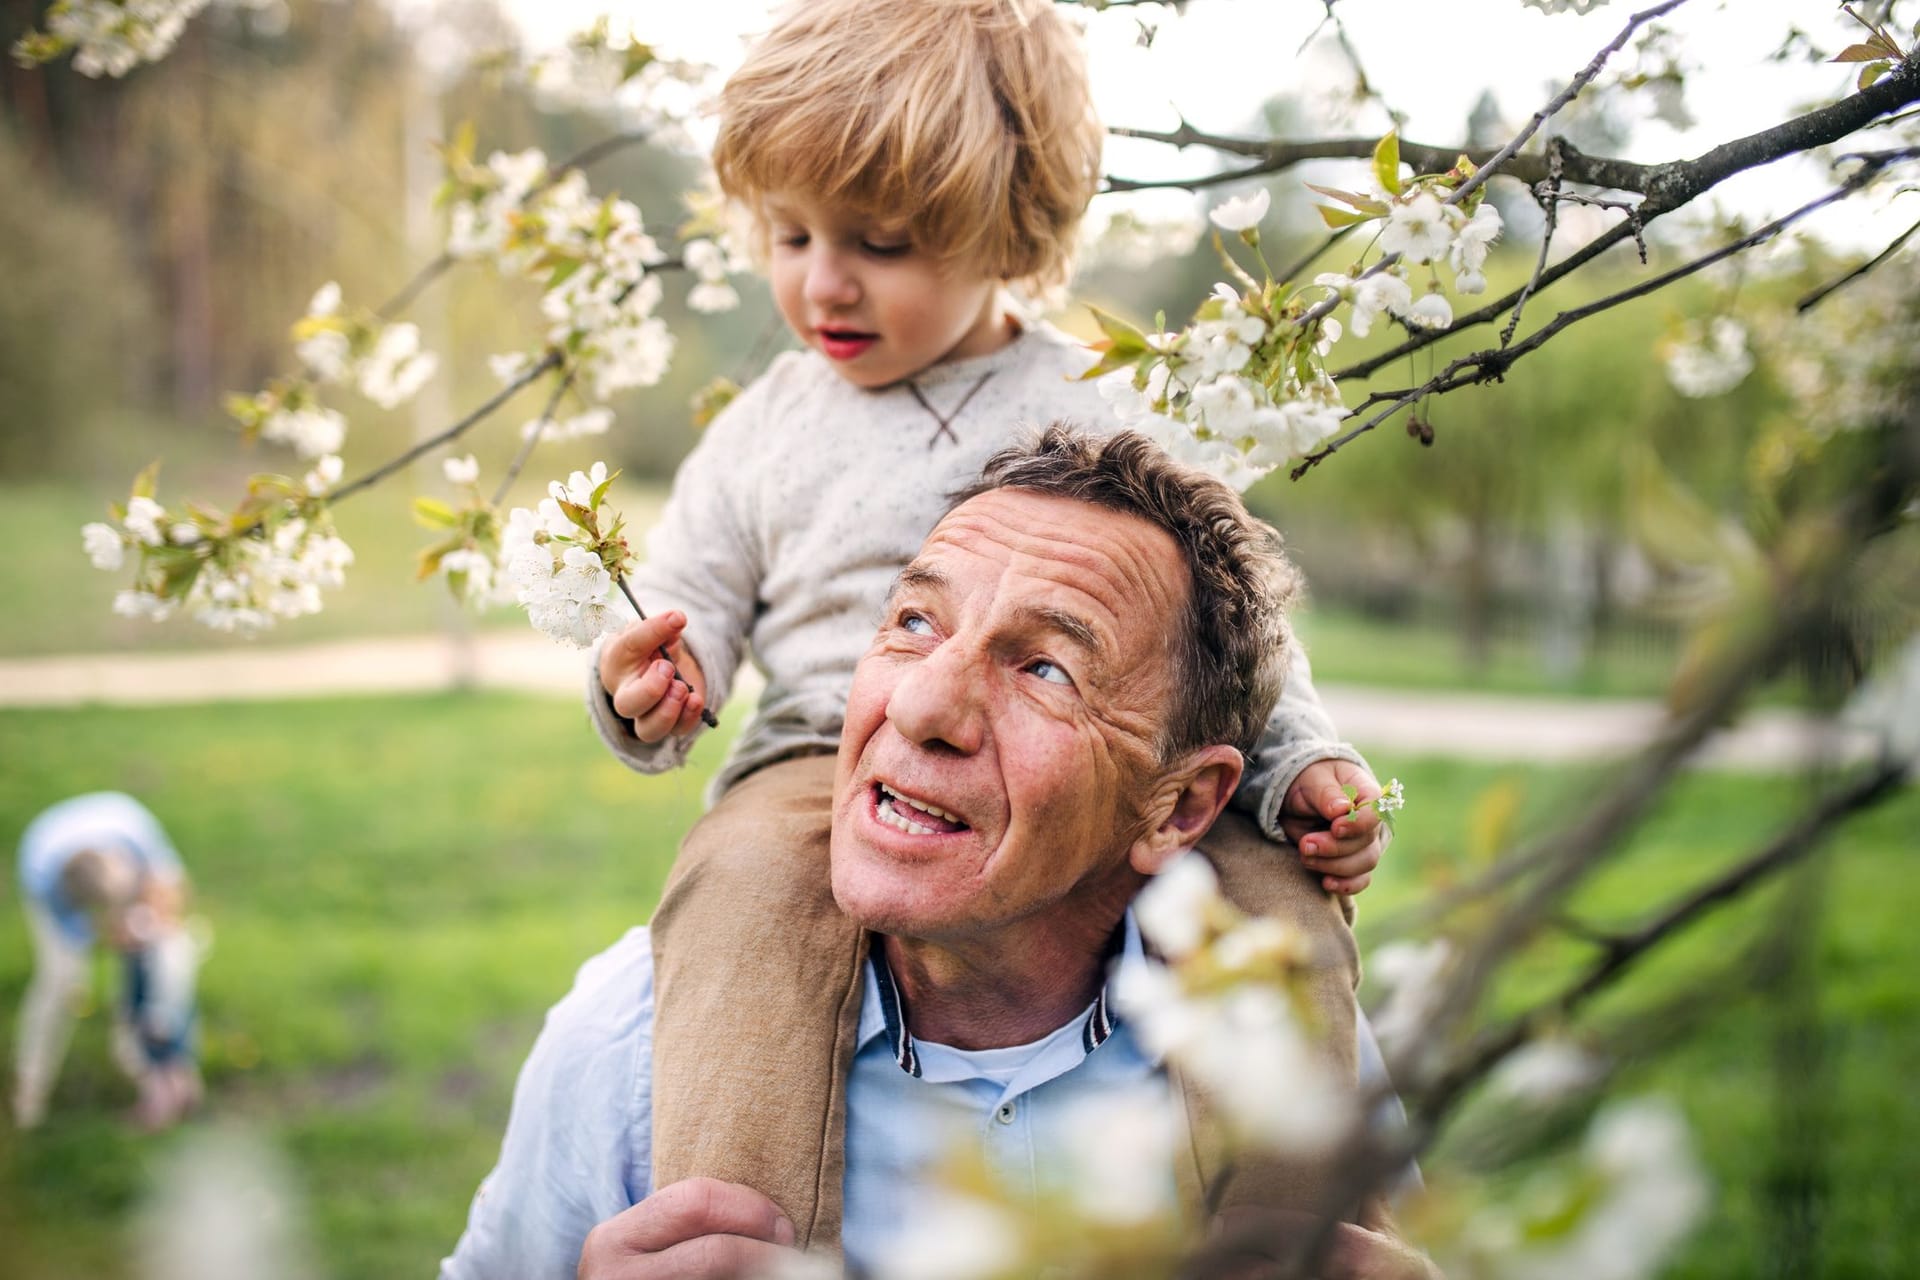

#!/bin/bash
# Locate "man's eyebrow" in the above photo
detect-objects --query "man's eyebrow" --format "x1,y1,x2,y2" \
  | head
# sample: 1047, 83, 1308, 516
1014, 604, 1104, 660
886, 564, 949, 603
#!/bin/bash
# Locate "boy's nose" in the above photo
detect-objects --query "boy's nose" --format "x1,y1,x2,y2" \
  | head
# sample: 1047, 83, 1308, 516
804, 251, 861, 309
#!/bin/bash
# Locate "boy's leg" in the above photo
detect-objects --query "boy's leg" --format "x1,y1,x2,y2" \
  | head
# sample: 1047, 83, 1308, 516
13, 904, 91, 1128
648, 752, 864, 1250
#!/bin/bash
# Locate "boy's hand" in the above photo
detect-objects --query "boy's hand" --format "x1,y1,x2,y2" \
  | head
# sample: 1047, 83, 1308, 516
600, 612, 710, 743
1280, 759, 1387, 896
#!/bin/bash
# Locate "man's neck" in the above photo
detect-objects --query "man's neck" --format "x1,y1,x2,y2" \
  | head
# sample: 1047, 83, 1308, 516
878, 881, 1135, 1051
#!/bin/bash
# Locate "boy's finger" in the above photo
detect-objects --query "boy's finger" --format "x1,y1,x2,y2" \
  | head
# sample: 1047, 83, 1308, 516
615, 661, 678, 736
1329, 804, 1382, 841
1301, 846, 1380, 880
600, 613, 687, 682
630, 678, 690, 744
672, 689, 708, 736
1323, 872, 1373, 895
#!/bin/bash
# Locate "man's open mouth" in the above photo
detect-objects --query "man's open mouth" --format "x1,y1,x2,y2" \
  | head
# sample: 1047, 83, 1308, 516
873, 782, 969, 836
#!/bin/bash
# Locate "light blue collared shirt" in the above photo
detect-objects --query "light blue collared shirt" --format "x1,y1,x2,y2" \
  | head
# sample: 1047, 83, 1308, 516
439, 921, 1397, 1280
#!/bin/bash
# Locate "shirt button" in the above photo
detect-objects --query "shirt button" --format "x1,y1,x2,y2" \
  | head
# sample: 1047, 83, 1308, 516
995, 1102, 1016, 1125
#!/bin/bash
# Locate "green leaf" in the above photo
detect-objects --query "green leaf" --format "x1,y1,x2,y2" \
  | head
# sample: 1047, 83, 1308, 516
412, 497, 459, 529
1859, 60, 1891, 91
622, 41, 657, 82
590, 467, 622, 510
1372, 131, 1402, 197
1085, 304, 1150, 356
1341, 783, 1360, 807
1831, 41, 1890, 62
1304, 183, 1389, 215
131, 462, 160, 502
1077, 347, 1149, 384
556, 497, 595, 533
1316, 204, 1376, 230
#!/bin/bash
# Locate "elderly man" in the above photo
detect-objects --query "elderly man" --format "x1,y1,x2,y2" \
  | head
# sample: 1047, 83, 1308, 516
442, 428, 1421, 1279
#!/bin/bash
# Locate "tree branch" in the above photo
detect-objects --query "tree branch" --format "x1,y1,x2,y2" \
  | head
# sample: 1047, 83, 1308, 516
1417, 758, 1909, 1119
489, 363, 580, 507
1295, 160, 1888, 476
1328, 56, 1920, 383
1796, 214, 1920, 312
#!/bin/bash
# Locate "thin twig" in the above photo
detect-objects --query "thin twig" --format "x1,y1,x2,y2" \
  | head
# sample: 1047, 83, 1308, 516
1501, 140, 1567, 349
489, 362, 580, 507
1417, 759, 1908, 1119
1273, 226, 1357, 287
1795, 215, 1920, 312
614, 578, 720, 729
1451, 0, 1692, 208
326, 352, 562, 506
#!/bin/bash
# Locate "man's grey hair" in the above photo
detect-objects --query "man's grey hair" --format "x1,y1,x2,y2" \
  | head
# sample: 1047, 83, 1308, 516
951, 424, 1298, 759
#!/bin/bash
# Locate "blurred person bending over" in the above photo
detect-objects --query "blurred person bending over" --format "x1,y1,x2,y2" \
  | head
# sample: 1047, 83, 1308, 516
12, 791, 203, 1131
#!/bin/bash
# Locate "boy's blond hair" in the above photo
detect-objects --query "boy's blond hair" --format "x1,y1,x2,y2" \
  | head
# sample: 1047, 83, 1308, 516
713, 0, 1104, 292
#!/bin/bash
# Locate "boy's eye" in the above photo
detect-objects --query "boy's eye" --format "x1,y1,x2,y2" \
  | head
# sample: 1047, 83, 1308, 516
773, 230, 808, 249
862, 240, 911, 258
1026, 658, 1073, 687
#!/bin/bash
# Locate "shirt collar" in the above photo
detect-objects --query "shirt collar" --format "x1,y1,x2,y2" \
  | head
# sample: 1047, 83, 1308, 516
859, 912, 1141, 1078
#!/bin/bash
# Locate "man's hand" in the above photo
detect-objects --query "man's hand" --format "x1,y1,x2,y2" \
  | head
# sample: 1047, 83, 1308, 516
599, 612, 710, 743
1280, 759, 1387, 896
577, 1178, 798, 1279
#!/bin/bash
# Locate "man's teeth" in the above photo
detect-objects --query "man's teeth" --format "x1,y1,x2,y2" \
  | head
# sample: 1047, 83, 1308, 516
877, 783, 962, 835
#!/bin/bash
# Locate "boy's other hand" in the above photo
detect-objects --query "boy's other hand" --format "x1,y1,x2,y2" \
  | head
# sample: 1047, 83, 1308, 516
1281, 759, 1386, 896
601, 612, 710, 743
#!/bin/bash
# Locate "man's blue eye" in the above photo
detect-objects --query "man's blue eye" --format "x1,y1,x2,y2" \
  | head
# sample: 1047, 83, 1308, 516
902, 614, 934, 635
1028, 659, 1072, 686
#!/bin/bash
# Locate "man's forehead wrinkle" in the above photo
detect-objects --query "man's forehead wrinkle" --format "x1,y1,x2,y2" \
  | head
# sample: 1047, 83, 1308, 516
935, 498, 1187, 618
889, 562, 951, 602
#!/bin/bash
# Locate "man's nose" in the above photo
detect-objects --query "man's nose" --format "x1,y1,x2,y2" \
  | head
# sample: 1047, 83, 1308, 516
885, 642, 985, 756
804, 248, 860, 310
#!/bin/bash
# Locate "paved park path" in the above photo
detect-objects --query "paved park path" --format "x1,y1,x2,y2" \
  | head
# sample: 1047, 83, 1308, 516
0, 630, 1884, 772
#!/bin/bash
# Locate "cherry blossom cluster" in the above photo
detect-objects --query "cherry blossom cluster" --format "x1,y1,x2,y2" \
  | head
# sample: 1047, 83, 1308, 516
500, 461, 632, 648
413, 456, 506, 608
1660, 316, 1754, 399
440, 144, 690, 404
82, 468, 353, 634
1091, 134, 1502, 490
1119, 853, 1356, 1151
13, 0, 208, 78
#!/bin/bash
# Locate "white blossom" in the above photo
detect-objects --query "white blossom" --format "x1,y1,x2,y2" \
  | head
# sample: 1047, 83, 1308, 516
1376, 778, 1406, 815
1380, 193, 1454, 265
303, 454, 342, 496
442, 454, 480, 487
82, 522, 125, 570
114, 588, 175, 621
357, 322, 438, 409
1367, 938, 1453, 1067
1053, 1086, 1180, 1225
687, 280, 740, 313
1208, 189, 1272, 233
1449, 202, 1504, 277
1663, 317, 1753, 398
295, 329, 353, 384
887, 1193, 1023, 1280
1489, 1039, 1605, 1105
261, 406, 347, 460
438, 547, 497, 605
168, 523, 202, 546
489, 352, 536, 385
1348, 270, 1415, 338
307, 281, 341, 317
123, 496, 167, 547
1135, 852, 1221, 960
521, 407, 615, 442
1406, 291, 1455, 331
1522, 0, 1612, 13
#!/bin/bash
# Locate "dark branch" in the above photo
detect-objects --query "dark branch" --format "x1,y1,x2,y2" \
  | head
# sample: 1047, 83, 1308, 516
614, 577, 720, 728
1417, 759, 1909, 1119
1297, 162, 1881, 476
1796, 215, 1920, 312
326, 352, 562, 506
1329, 56, 1920, 383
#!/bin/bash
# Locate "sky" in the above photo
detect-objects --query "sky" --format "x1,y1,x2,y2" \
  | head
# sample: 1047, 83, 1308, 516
487, 0, 1913, 253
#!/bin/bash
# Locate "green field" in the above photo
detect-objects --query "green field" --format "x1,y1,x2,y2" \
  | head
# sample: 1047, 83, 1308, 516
0, 696, 1913, 1278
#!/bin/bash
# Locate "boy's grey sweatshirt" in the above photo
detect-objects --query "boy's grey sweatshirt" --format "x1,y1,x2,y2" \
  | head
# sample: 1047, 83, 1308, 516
586, 323, 1366, 838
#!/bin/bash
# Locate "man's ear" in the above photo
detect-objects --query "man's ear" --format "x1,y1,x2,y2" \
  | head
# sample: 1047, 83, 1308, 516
1129, 745, 1244, 877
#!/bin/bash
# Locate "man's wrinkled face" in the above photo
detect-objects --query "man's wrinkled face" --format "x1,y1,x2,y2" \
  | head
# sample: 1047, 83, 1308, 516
830, 488, 1191, 943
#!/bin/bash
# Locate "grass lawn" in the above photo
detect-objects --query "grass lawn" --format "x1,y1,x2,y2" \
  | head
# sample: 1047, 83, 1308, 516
0, 696, 1913, 1277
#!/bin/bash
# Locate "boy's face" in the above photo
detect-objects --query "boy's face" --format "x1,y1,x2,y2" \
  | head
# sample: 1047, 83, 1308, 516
764, 192, 1011, 389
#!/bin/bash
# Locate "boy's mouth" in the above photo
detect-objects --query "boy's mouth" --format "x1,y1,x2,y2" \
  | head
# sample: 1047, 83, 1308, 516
817, 328, 878, 361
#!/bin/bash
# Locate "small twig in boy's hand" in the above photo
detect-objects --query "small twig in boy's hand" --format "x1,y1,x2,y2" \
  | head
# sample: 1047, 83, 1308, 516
615, 576, 720, 729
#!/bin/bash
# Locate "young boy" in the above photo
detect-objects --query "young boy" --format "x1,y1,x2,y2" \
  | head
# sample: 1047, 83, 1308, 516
587, 0, 1389, 1244
13, 791, 203, 1132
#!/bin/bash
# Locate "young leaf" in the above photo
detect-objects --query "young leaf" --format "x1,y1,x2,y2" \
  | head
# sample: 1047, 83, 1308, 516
1317, 204, 1377, 230
1085, 304, 1151, 357
1860, 60, 1891, 91
412, 496, 459, 529
1373, 131, 1403, 197
590, 468, 622, 510
1831, 41, 1892, 62
132, 462, 160, 502
556, 497, 595, 532
1305, 183, 1390, 215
